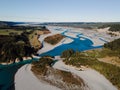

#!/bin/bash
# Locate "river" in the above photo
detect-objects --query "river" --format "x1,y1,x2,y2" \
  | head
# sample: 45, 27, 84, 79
0, 59, 37, 90
0, 26, 107, 90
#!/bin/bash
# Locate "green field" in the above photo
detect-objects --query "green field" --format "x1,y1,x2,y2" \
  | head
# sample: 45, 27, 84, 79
0, 29, 22, 35
0, 29, 31, 35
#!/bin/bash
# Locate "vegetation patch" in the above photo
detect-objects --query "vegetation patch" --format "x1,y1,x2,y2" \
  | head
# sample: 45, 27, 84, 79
98, 24, 120, 32
63, 51, 120, 89
28, 26, 50, 50
31, 57, 53, 75
31, 57, 86, 90
44, 34, 65, 45
104, 38, 120, 52
28, 30, 42, 50
0, 33, 35, 63
0, 25, 50, 63
61, 49, 75, 58
0, 29, 24, 35
62, 38, 120, 89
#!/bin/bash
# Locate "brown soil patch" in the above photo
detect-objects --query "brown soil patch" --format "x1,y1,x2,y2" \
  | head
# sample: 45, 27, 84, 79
98, 56, 120, 67
44, 34, 65, 45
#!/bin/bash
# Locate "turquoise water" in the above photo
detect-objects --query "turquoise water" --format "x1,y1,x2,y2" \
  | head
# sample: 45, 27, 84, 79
0, 58, 38, 90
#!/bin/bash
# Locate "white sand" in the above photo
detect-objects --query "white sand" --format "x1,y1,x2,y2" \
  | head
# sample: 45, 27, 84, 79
64, 32, 78, 38
53, 60, 117, 90
97, 27, 110, 33
15, 64, 61, 90
15, 60, 117, 90
80, 37, 86, 40
63, 26, 120, 46
97, 27, 120, 36
62, 37, 73, 44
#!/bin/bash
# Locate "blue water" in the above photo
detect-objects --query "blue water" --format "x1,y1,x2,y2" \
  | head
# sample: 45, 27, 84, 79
40, 30, 103, 56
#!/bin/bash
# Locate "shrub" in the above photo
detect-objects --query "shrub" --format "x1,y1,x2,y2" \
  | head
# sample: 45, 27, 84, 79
61, 49, 75, 58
